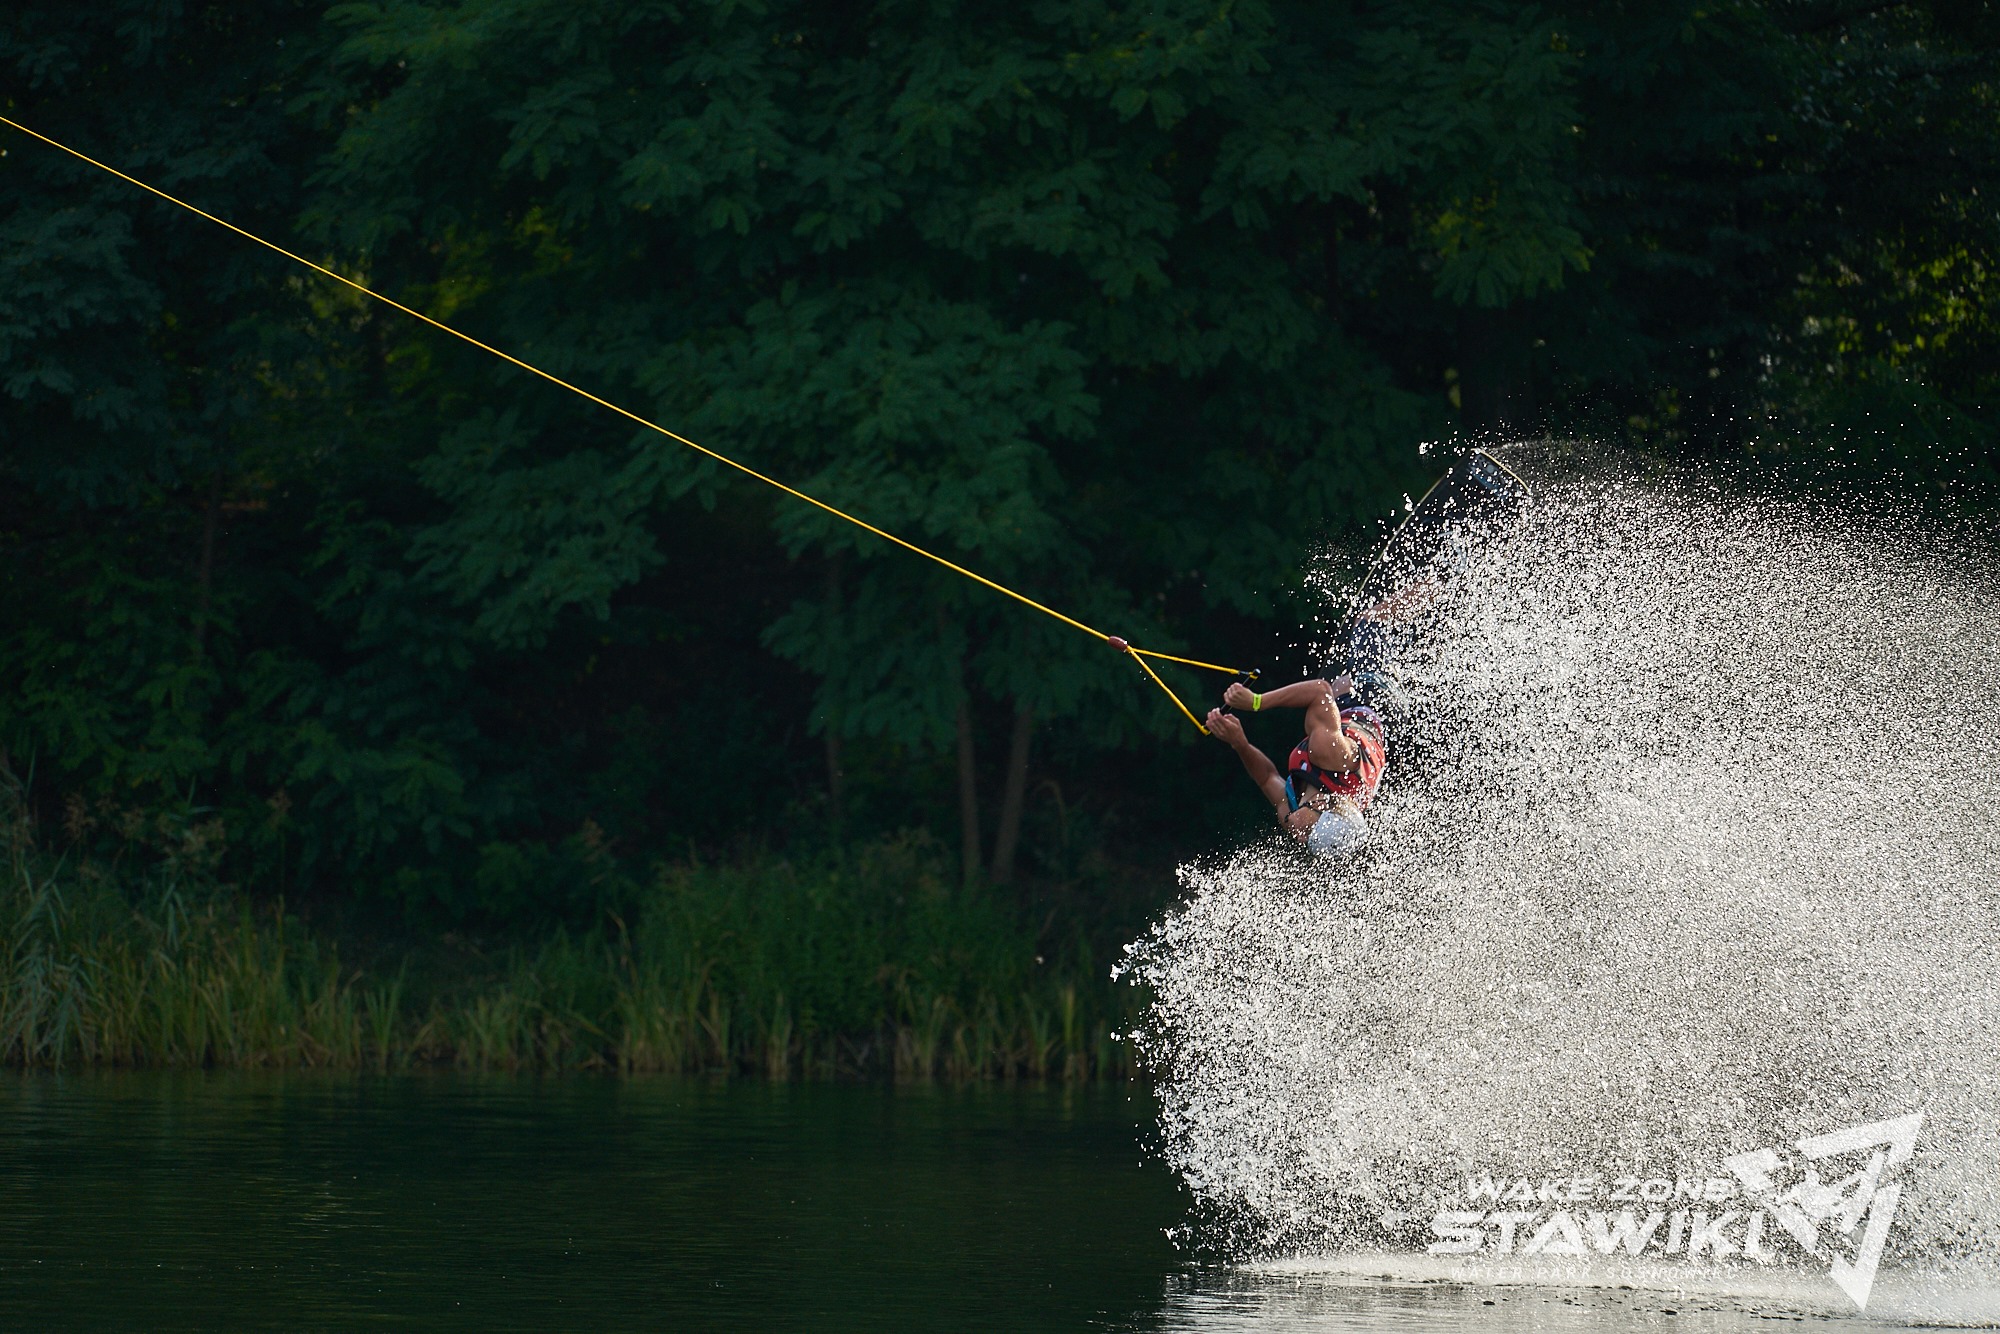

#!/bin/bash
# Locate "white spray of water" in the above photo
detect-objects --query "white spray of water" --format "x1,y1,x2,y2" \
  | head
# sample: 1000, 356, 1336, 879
1124, 459, 2000, 1316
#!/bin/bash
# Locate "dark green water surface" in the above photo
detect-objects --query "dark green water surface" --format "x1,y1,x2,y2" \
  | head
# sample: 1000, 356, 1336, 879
0, 1074, 1182, 1331
0, 1074, 1940, 1332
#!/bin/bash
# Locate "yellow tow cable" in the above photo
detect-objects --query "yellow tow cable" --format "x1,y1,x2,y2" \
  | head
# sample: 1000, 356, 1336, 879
1, 115, 1254, 732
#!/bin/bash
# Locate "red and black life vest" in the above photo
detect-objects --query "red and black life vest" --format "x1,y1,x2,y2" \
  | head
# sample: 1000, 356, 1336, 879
1286, 706, 1387, 810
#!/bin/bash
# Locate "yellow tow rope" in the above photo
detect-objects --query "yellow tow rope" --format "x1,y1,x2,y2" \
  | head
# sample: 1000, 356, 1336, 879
1, 115, 1252, 733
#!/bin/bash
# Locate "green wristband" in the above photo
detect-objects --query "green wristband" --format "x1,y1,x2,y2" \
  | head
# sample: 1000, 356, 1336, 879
1250, 692, 1262, 712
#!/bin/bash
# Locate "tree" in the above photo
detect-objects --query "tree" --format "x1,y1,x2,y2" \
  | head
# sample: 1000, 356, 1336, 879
2, 0, 1987, 921
2, 1, 324, 824
295, 0, 1637, 889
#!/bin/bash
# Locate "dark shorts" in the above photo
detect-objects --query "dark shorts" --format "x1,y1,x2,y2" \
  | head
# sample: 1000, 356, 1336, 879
1323, 620, 1409, 714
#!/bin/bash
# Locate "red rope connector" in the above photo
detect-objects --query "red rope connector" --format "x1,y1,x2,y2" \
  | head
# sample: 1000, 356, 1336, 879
1105, 635, 1129, 652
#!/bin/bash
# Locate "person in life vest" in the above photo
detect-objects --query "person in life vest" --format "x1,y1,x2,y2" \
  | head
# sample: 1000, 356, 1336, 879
1205, 673, 1386, 856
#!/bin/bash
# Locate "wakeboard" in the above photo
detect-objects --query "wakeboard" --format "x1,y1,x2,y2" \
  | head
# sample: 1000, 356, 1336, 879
1340, 448, 1531, 710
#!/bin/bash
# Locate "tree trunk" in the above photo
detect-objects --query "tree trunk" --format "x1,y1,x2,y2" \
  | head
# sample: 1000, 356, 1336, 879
1321, 207, 1343, 326
955, 697, 980, 891
991, 703, 1034, 888
823, 557, 845, 837
1456, 305, 1512, 436
824, 727, 845, 839
193, 472, 222, 659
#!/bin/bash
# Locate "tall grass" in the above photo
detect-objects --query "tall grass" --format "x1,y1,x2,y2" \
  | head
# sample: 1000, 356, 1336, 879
602, 835, 1138, 1078
0, 782, 1139, 1078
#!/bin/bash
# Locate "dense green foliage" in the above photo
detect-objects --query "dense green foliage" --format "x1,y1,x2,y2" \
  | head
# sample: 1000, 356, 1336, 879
3, 3, 1995, 992
1, 779, 1130, 1074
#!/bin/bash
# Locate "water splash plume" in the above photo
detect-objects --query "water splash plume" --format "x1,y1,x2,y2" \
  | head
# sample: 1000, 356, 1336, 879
1123, 454, 2000, 1318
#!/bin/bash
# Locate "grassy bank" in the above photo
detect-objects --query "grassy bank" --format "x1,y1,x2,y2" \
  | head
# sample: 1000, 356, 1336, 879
0, 797, 1140, 1078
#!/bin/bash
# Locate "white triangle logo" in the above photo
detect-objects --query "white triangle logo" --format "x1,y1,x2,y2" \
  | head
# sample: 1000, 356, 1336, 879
1724, 1112, 1923, 1311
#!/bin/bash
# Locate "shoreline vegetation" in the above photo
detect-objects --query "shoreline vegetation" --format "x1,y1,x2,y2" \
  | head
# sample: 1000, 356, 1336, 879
1, 787, 1139, 1080
7, 6, 1991, 1084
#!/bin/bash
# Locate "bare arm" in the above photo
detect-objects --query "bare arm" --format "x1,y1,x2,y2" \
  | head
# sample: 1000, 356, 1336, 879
1222, 677, 1359, 772
1206, 709, 1290, 816
1225, 677, 1347, 712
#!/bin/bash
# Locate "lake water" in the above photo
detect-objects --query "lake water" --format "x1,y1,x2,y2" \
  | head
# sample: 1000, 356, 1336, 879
0, 1074, 1964, 1331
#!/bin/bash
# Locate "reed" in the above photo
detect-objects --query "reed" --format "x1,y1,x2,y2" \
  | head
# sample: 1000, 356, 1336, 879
1, 796, 1141, 1078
